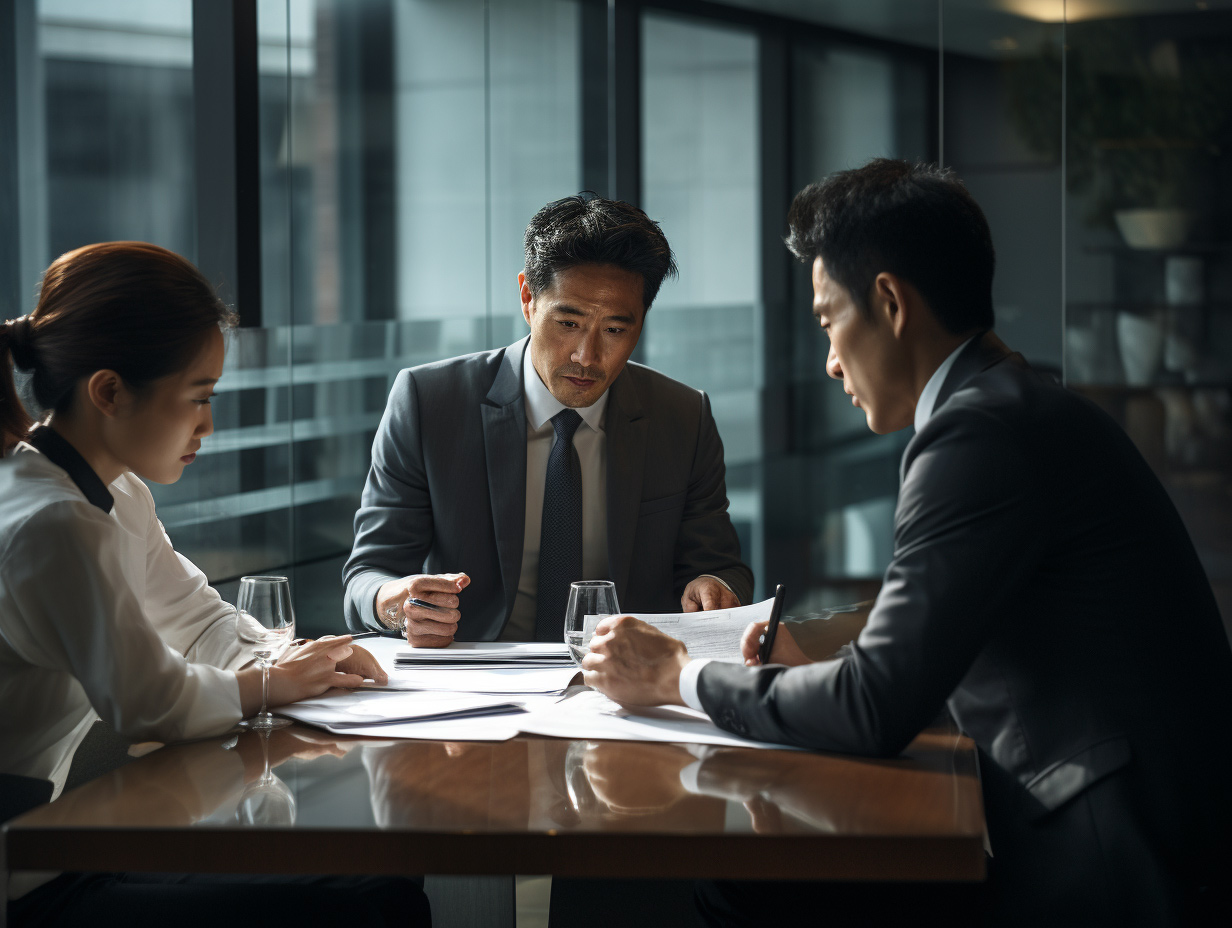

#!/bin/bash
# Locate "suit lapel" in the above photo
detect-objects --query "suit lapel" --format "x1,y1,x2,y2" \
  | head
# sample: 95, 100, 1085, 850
483, 337, 529, 620
605, 368, 647, 604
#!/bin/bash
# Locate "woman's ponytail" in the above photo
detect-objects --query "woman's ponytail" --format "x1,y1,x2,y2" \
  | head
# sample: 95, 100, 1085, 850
0, 316, 36, 451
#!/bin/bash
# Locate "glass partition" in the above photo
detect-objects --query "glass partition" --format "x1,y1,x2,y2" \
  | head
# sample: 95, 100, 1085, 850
640, 10, 763, 591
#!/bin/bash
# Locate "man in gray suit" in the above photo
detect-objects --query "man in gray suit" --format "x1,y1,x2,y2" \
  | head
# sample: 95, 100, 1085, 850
344, 194, 752, 644
582, 161, 1232, 925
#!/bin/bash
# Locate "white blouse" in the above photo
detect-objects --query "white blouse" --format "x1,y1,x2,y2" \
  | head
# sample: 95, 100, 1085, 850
0, 436, 246, 801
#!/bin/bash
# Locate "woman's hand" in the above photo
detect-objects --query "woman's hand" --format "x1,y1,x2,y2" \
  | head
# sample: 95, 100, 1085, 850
740, 621, 811, 667
335, 642, 388, 685
237, 636, 366, 716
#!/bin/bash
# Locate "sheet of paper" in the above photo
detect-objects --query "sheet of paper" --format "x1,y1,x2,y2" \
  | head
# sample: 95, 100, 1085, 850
582, 597, 776, 661
308, 715, 523, 741
277, 690, 523, 728
516, 689, 801, 751
369, 666, 582, 695
287, 693, 568, 741
396, 641, 572, 663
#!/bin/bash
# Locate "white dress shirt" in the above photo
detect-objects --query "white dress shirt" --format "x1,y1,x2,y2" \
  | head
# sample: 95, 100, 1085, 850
677, 336, 977, 712
0, 440, 246, 800
504, 348, 611, 639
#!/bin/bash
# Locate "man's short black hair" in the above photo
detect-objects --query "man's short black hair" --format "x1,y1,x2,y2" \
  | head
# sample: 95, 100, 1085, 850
524, 192, 678, 312
785, 159, 996, 334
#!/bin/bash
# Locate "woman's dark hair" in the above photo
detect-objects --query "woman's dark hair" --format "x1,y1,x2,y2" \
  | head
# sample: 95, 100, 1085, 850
0, 241, 236, 445
524, 192, 678, 312
785, 159, 996, 335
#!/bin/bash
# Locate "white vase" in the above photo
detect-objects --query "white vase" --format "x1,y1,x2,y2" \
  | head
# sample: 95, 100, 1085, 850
1113, 208, 1196, 250
1116, 310, 1165, 386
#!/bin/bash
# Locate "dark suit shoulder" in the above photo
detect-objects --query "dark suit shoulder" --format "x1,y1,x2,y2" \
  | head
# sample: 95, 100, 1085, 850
620, 360, 707, 416
404, 345, 505, 390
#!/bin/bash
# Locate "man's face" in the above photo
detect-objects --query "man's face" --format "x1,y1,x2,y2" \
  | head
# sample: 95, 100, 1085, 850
812, 257, 914, 434
521, 263, 646, 408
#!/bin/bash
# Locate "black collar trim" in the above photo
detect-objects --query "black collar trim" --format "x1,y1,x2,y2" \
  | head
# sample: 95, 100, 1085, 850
25, 425, 115, 513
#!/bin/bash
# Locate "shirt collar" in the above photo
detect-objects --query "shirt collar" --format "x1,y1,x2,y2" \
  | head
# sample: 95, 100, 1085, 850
23, 425, 115, 513
522, 345, 609, 433
914, 336, 978, 432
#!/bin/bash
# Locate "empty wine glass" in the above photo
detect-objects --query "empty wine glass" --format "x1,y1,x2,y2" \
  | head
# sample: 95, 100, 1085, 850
564, 580, 619, 664
236, 731, 297, 826
235, 575, 296, 731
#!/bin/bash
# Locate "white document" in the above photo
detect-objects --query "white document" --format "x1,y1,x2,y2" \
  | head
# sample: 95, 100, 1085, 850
277, 690, 523, 729
396, 641, 573, 664
370, 666, 582, 695
582, 597, 776, 661
517, 689, 800, 751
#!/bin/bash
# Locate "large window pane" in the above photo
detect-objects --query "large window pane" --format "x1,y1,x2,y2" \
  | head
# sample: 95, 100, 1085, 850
786, 31, 931, 611
641, 11, 762, 593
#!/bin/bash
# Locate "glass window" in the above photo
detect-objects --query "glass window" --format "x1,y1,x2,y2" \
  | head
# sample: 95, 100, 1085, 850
641, 10, 763, 592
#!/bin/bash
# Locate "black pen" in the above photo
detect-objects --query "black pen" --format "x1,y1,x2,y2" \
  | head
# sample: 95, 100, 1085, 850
407, 597, 445, 611
758, 584, 786, 665
290, 631, 383, 645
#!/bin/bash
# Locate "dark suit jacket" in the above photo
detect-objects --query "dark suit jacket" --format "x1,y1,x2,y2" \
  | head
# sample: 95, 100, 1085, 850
697, 333, 1232, 925
344, 336, 752, 637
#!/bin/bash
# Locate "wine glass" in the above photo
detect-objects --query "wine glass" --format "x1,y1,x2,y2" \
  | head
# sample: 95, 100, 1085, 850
235, 575, 296, 731
235, 731, 297, 826
564, 580, 619, 664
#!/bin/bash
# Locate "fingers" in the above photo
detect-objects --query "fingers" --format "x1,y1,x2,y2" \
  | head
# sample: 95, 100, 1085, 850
295, 635, 353, 659
741, 621, 768, 665
698, 585, 723, 611
407, 629, 456, 648
339, 645, 388, 685
410, 573, 470, 595
594, 614, 633, 636
410, 590, 460, 609
682, 593, 701, 613
329, 672, 367, 689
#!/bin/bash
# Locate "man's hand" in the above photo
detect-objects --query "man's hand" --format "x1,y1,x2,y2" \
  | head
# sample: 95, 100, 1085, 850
581, 616, 691, 708
375, 572, 470, 647
681, 576, 740, 612
740, 620, 811, 667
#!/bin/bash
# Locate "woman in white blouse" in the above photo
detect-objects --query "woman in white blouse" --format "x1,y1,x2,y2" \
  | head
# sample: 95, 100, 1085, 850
0, 242, 425, 927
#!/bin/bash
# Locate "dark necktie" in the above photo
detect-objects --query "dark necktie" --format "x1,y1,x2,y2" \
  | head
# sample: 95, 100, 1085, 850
535, 409, 584, 641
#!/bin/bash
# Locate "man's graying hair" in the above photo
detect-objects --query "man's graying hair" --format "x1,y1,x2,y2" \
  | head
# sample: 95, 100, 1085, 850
523, 193, 678, 311
786, 159, 996, 335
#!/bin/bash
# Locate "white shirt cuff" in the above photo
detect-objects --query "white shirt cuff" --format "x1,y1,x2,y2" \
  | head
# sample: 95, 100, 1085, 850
678, 658, 712, 712
698, 574, 736, 601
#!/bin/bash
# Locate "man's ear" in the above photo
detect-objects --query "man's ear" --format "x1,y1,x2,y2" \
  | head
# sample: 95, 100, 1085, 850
85, 370, 127, 418
872, 272, 912, 339
518, 272, 534, 327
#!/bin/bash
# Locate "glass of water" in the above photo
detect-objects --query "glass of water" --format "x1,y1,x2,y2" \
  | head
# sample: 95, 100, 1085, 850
235, 575, 296, 731
564, 580, 619, 664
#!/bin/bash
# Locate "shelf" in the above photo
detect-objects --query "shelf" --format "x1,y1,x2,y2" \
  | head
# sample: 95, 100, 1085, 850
1067, 302, 1232, 312
1071, 381, 1232, 392
1081, 242, 1232, 256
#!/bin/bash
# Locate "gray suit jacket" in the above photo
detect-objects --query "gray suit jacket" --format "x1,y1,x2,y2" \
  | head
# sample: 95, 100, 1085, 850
344, 336, 752, 637
696, 334, 1232, 924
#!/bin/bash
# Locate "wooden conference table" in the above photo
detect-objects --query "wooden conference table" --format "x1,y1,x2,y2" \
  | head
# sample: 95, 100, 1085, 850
4, 718, 985, 884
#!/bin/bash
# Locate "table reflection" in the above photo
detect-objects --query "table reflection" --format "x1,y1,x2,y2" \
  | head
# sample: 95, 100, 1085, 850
29, 725, 975, 841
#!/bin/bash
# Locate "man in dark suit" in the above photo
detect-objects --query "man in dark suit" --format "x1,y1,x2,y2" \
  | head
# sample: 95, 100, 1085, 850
582, 160, 1232, 925
345, 194, 751, 644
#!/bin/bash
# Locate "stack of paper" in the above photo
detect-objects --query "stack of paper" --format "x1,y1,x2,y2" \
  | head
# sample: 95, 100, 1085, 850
395, 641, 574, 669
278, 690, 525, 732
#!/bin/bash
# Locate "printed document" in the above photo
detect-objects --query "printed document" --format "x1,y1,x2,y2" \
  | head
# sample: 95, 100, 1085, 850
583, 597, 777, 661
